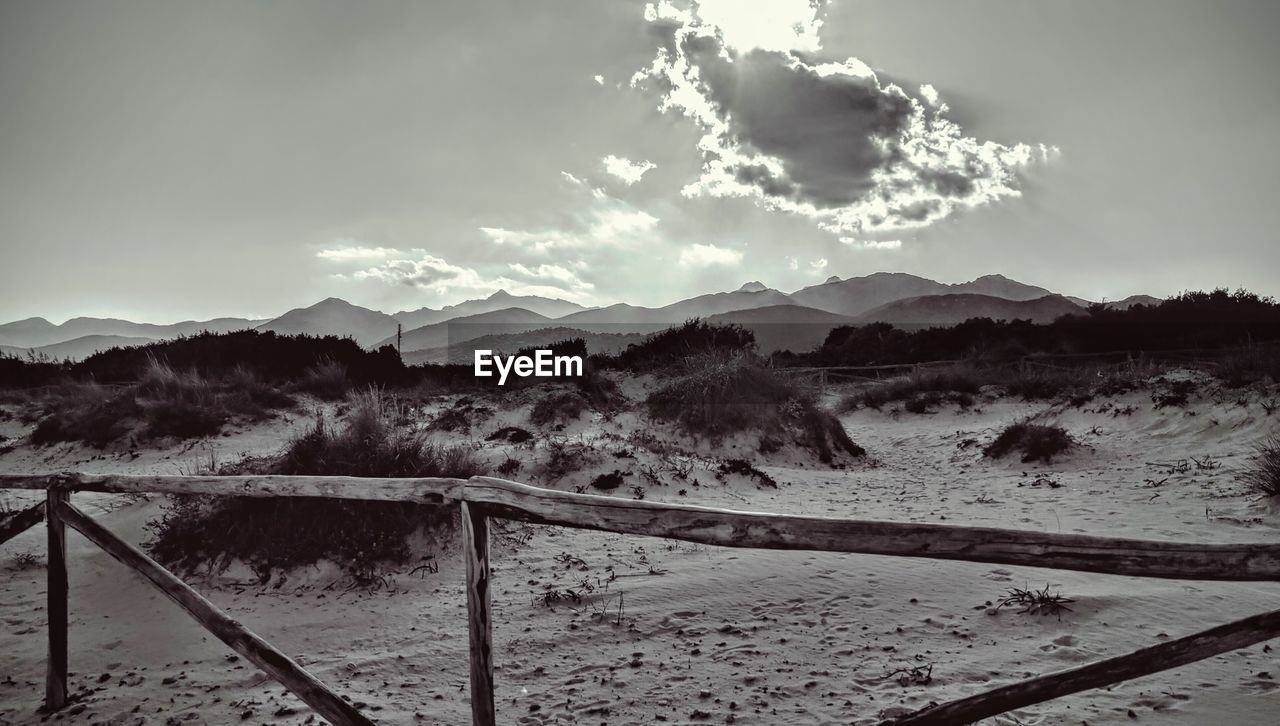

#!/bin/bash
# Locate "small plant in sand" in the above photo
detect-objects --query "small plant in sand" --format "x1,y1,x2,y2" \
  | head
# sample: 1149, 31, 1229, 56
1242, 433, 1280, 498
993, 584, 1075, 618
983, 421, 1074, 464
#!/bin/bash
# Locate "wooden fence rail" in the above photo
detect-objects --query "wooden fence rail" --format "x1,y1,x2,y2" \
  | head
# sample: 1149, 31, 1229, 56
3, 472, 1279, 725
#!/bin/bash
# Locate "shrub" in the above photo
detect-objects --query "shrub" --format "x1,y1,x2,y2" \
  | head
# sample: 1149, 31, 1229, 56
647, 353, 864, 462
297, 357, 349, 400
983, 422, 1074, 463
848, 367, 987, 411
645, 352, 796, 437
798, 406, 866, 463
28, 358, 296, 447
590, 470, 626, 491
30, 383, 141, 448
612, 319, 755, 371
487, 426, 533, 444
1242, 433, 1280, 498
146, 389, 486, 578
530, 390, 589, 427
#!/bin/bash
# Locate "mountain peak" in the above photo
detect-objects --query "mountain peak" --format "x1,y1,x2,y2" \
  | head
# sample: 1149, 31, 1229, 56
824, 275, 841, 284
737, 281, 768, 293
487, 289, 514, 299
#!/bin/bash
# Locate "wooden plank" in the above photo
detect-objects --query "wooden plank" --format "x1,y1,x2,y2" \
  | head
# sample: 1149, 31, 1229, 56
882, 606, 1280, 725
0, 473, 463, 503
45, 489, 68, 711
0, 501, 44, 546
461, 501, 496, 726
53, 500, 375, 726
465, 477, 1280, 581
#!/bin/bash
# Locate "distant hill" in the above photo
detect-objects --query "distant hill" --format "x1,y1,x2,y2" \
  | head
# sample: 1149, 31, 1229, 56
402, 326, 647, 365
387, 307, 555, 353
0, 334, 159, 362
557, 287, 793, 327
1105, 295, 1163, 310
856, 294, 1086, 326
788, 272, 952, 316
705, 305, 856, 354
0, 315, 261, 349
256, 298, 399, 347
395, 290, 589, 330
0, 275, 1161, 354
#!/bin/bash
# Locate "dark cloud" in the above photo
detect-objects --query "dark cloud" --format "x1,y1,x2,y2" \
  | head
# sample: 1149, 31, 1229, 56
635, 3, 1051, 237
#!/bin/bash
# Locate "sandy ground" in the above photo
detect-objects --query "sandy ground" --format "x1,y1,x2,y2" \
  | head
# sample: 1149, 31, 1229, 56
2, 380, 1280, 725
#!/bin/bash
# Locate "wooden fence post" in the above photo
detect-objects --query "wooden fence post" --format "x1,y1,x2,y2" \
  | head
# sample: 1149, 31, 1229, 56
461, 501, 495, 726
45, 485, 69, 711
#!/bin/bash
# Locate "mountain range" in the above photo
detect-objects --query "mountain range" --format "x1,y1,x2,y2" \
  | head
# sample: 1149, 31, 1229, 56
0, 274, 1160, 360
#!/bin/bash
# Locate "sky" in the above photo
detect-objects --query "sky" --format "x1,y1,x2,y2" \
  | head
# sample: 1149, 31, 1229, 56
1, 0, 1277, 323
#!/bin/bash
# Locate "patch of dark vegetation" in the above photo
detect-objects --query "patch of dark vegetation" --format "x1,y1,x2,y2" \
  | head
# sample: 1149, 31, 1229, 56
496, 457, 522, 477
645, 353, 864, 463
983, 422, 1075, 464
784, 290, 1280, 375
540, 439, 595, 480
799, 406, 867, 463
428, 398, 493, 434
530, 390, 590, 427
146, 390, 486, 579
846, 364, 1139, 412
1242, 433, 1280, 498
717, 458, 777, 488
1150, 378, 1197, 409
610, 319, 755, 372
28, 358, 297, 447
590, 470, 627, 491
486, 426, 534, 444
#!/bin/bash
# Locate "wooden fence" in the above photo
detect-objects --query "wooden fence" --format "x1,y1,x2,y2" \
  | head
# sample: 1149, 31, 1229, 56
3, 472, 1280, 725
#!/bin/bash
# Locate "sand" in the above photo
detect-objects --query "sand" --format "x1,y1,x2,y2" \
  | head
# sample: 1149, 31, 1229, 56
2, 380, 1279, 725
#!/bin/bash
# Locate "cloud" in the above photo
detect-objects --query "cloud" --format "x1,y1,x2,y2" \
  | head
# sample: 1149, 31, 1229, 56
840, 238, 903, 250
325, 246, 592, 302
679, 242, 742, 267
633, 1, 1053, 237
481, 172, 658, 253
809, 257, 828, 270
316, 244, 401, 261
602, 155, 657, 185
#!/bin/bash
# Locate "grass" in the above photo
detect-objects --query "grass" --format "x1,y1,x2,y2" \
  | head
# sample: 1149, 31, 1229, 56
994, 584, 1075, 618
28, 357, 296, 447
146, 388, 486, 580
845, 363, 1146, 412
530, 390, 589, 427
983, 421, 1075, 463
646, 352, 864, 463
612, 319, 755, 372
1242, 433, 1280, 498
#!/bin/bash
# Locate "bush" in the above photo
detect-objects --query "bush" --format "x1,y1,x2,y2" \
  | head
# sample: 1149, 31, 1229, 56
1242, 433, 1280, 498
297, 357, 349, 400
29, 383, 141, 448
146, 389, 486, 578
983, 422, 1075, 463
28, 358, 296, 447
645, 353, 797, 437
646, 352, 864, 462
530, 390, 589, 426
612, 320, 755, 371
